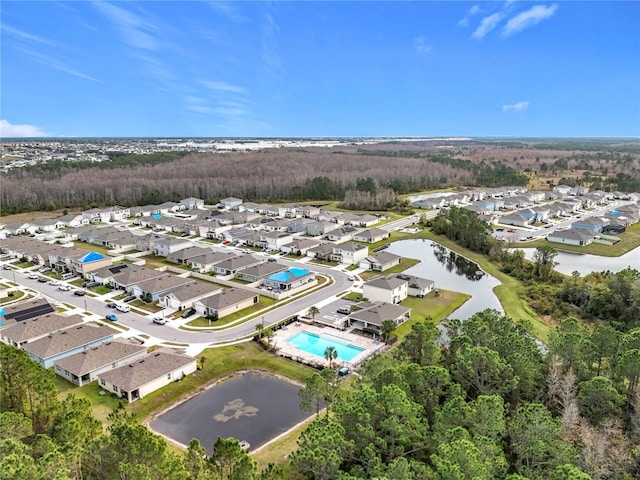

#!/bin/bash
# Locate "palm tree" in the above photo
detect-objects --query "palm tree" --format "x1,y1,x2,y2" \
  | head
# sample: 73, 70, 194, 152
255, 323, 264, 340
324, 346, 338, 369
380, 319, 396, 344
307, 306, 320, 325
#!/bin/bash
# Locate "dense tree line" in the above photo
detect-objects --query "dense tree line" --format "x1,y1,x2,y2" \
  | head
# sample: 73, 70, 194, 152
291, 310, 640, 479
429, 206, 496, 254
0, 345, 284, 480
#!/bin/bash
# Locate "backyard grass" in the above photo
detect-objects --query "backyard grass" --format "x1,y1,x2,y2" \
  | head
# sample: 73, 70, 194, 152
130, 341, 316, 422
73, 241, 111, 256
252, 416, 316, 472
395, 290, 470, 340
54, 376, 123, 424
359, 257, 421, 280
516, 222, 640, 257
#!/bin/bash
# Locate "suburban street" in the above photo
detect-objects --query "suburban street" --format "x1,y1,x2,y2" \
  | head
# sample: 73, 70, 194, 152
1, 261, 352, 346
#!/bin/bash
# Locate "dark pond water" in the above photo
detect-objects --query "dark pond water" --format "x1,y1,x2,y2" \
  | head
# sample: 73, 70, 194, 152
150, 371, 311, 455
520, 246, 640, 276
386, 239, 503, 320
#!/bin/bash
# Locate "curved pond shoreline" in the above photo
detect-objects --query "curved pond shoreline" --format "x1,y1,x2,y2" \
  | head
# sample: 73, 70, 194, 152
519, 245, 640, 276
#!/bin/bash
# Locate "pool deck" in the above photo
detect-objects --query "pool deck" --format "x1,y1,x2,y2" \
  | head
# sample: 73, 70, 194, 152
272, 322, 385, 369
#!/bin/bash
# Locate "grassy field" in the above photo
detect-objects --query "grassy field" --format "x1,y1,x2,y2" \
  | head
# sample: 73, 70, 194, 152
74, 241, 111, 256
0, 291, 25, 304
359, 257, 421, 280
54, 376, 123, 423
395, 290, 470, 339
517, 222, 640, 257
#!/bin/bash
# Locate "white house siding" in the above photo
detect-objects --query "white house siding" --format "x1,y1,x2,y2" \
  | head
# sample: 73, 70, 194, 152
138, 361, 197, 399
363, 283, 408, 304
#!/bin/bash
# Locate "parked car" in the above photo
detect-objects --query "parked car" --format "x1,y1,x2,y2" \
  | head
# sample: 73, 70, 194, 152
48, 280, 60, 286
267, 257, 277, 262
181, 308, 196, 319
28, 273, 39, 280
74, 290, 86, 296
347, 275, 355, 281
122, 295, 136, 303
58, 285, 71, 291
2, 264, 11, 270
153, 317, 167, 325
37, 277, 47, 283
337, 307, 351, 315
105, 314, 118, 322
82, 281, 100, 288
106, 302, 117, 308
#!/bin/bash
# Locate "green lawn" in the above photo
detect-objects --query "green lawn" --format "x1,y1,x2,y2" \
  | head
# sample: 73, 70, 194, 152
129, 299, 163, 313
308, 259, 340, 267
128, 341, 316, 421
73, 241, 111, 256
359, 257, 421, 280
517, 222, 640, 257
54, 376, 124, 423
186, 297, 273, 327
0, 291, 25, 304
94, 286, 113, 295
395, 289, 470, 340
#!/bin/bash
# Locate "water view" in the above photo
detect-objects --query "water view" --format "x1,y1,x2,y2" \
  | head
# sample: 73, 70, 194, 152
520, 247, 640, 276
386, 239, 503, 320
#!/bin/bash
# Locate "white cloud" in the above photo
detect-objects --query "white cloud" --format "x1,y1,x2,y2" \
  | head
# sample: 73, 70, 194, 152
472, 12, 505, 39
502, 101, 530, 112
199, 80, 247, 94
208, 1, 248, 22
413, 36, 433, 54
1, 24, 68, 49
458, 5, 481, 27
503, 4, 559, 37
93, 1, 159, 51
0, 120, 49, 138
13, 45, 101, 82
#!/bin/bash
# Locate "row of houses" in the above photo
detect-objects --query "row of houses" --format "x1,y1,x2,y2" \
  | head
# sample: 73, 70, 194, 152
0, 306, 196, 402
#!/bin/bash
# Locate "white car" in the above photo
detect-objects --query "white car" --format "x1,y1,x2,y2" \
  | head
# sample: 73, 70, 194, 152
48, 280, 60, 286
58, 284, 71, 291
28, 273, 39, 280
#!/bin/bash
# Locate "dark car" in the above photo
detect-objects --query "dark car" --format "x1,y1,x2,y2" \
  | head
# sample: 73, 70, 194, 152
181, 308, 196, 319
37, 277, 47, 283
105, 314, 118, 322
106, 302, 117, 308
74, 290, 86, 296
122, 295, 136, 303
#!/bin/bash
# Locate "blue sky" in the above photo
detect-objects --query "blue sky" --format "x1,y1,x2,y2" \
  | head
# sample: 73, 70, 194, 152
1, 1, 639, 137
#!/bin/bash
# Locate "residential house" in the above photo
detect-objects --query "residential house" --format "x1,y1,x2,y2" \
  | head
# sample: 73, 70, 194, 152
1, 313, 83, 347
547, 229, 595, 246
159, 282, 222, 310
236, 262, 287, 283
212, 254, 264, 276
278, 204, 300, 218
263, 268, 316, 291
188, 251, 236, 273
194, 288, 259, 319
151, 201, 183, 214
299, 205, 321, 218
54, 338, 147, 387
166, 246, 211, 265
246, 217, 275, 231
258, 231, 294, 251
571, 217, 608, 234
32, 218, 65, 232
553, 185, 573, 196
2, 221, 30, 236
131, 275, 193, 302
108, 266, 167, 291
473, 199, 503, 212
306, 243, 335, 261
0, 298, 56, 325
262, 219, 290, 233
306, 221, 338, 237
220, 197, 243, 209
287, 218, 316, 234
23, 322, 116, 369
281, 238, 321, 256
352, 227, 390, 244
359, 252, 402, 272
395, 274, 434, 297
569, 186, 590, 196
180, 197, 205, 210
499, 212, 532, 228
153, 237, 193, 257
69, 251, 113, 275
97, 349, 197, 402
363, 275, 409, 304
347, 302, 412, 331
331, 242, 369, 265
326, 227, 358, 243
354, 214, 381, 227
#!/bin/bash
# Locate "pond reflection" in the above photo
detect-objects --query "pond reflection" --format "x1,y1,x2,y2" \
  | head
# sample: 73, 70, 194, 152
432, 244, 486, 281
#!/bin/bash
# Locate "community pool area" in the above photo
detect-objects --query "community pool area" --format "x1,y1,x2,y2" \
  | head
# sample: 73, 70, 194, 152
286, 331, 365, 362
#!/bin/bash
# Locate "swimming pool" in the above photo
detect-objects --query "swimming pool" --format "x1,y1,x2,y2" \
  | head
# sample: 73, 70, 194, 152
286, 331, 364, 362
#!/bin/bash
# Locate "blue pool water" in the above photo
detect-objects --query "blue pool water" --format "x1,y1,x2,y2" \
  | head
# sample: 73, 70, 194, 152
286, 331, 364, 362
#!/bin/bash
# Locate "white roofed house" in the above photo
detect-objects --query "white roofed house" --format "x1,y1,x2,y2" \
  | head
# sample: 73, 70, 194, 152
159, 281, 222, 310
363, 275, 409, 304
2, 221, 30, 236
278, 204, 300, 218
326, 227, 358, 243
236, 262, 287, 283
352, 227, 390, 244
331, 242, 369, 265
180, 197, 205, 210
153, 237, 193, 257
193, 288, 259, 319
359, 252, 402, 272
220, 197, 243, 209
54, 338, 147, 387
97, 349, 197, 402
130, 275, 194, 302
354, 214, 380, 227
32, 218, 65, 232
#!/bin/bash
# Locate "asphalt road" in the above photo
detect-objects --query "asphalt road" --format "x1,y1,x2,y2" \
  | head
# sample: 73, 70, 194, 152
1, 261, 351, 345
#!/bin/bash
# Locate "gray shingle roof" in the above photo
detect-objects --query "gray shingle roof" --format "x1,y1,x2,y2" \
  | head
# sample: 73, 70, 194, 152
98, 349, 195, 391
23, 323, 115, 360
199, 287, 257, 310
54, 338, 147, 376
1, 313, 83, 343
365, 275, 407, 290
